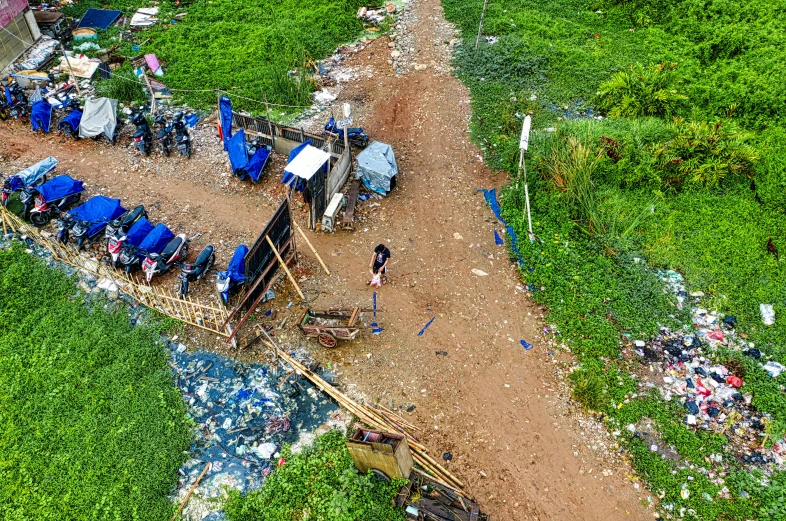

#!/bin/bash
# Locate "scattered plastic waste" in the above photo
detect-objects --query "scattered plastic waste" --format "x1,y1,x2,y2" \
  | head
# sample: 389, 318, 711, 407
520, 339, 533, 350
763, 361, 785, 378
494, 229, 503, 245
166, 342, 341, 520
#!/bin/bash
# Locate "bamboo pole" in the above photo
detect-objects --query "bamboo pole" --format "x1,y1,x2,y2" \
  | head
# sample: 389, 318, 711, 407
294, 222, 330, 275
265, 235, 305, 301
171, 462, 211, 521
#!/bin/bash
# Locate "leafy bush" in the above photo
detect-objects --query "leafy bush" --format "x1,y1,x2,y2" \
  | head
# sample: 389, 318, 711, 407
652, 117, 758, 190
225, 430, 405, 521
596, 62, 687, 118
0, 244, 191, 521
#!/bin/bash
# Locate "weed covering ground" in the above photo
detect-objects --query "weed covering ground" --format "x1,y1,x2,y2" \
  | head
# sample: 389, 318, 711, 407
0, 244, 191, 520
65, 0, 366, 110
443, 0, 786, 518
224, 430, 405, 521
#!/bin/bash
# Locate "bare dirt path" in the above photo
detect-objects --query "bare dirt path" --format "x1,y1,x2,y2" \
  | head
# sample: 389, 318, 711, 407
0, 0, 655, 518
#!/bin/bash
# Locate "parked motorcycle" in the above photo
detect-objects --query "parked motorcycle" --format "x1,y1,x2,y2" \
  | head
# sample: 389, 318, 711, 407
119, 223, 174, 274
25, 174, 84, 226
2, 81, 29, 121
57, 98, 83, 139
55, 196, 126, 250
216, 244, 248, 304
131, 110, 153, 156
177, 244, 215, 297
154, 115, 173, 156
2, 156, 56, 209
323, 116, 369, 147
107, 217, 154, 267
141, 233, 190, 283
172, 111, 192, 158
105, 204, 148, 239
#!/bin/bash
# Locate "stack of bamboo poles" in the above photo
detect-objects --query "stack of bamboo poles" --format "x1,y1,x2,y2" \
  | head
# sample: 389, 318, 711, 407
273, 349, 466, 493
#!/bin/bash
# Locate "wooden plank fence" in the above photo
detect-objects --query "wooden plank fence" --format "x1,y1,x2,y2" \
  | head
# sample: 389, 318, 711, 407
231, 112, 346, 158
1, 206, 231, 337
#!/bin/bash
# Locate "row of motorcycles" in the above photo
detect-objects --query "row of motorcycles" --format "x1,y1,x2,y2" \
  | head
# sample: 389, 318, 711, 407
132, 110, 192, 158
3, 161, 244, 299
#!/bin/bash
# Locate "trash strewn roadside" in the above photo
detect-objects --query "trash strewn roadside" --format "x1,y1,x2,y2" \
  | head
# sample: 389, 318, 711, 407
624, 270, 785, 473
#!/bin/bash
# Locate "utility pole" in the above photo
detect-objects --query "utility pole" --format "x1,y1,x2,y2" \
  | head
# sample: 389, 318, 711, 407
342, 103, 351, 152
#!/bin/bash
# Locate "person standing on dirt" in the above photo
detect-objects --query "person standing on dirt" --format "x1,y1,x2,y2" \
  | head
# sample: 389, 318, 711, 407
368, 243, 391, 285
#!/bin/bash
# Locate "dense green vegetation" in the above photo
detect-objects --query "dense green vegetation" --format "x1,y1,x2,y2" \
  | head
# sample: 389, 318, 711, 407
225, 430, 405, 521
64, 0, 366, 110
443, 0, 786, 518
0, 244, 191, 520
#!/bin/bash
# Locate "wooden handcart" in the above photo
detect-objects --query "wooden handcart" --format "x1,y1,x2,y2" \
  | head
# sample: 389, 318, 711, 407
298, 307, 363, 348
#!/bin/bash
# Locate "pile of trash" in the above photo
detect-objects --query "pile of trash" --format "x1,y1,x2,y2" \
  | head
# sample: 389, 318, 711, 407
627, 270, 785, 471
167, 341, 346, 520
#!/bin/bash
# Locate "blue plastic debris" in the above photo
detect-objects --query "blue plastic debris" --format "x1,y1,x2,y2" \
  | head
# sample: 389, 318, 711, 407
418, 316, 436, 337
521, 339, 533, 350
494, 229, 504, 245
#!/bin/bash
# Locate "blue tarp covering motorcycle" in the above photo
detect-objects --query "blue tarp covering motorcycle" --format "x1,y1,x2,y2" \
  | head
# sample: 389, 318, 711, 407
57, 195, 126, 248
27, 175, 85, 226
216, 244, 248, 304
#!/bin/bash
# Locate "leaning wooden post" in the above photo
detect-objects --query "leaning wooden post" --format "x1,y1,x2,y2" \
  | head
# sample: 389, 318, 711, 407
171, 462, 211, 521
294, 222, 330, 275
265, 235, 305, 301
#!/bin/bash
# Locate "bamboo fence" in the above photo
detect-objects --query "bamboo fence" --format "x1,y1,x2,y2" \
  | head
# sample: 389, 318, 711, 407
1, 206, 230, 337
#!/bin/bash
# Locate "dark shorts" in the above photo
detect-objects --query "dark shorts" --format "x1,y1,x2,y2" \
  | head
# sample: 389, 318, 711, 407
373, 264, 387, 274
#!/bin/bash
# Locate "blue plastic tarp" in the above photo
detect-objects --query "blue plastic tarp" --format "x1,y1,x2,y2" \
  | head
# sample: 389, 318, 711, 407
138, 223, 174, 255
125, 217, 155, 247
356, 141, 397, 195
478, 188, 524, 265
219, 96, 233, 151
31, 101, 52, 133
77, 8, 121, 29
10, 156, 58, 192
281, 139, 311, 191
37, 175, 84, 202
227, 244, 248, 283
58, 110, 82, 132
4, 87, 10, 106
247, 147, 271, 183
227, 129, 248, 173
69, 195, 126, 237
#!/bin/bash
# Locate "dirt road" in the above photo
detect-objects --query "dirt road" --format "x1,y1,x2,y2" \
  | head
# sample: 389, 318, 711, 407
0, 0, 655, 518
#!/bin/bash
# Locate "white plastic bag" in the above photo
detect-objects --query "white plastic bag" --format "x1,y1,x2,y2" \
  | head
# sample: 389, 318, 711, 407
760, 304, 775, 325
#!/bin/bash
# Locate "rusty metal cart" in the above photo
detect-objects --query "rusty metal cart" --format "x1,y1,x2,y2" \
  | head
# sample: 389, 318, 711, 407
298, 307, 363, 348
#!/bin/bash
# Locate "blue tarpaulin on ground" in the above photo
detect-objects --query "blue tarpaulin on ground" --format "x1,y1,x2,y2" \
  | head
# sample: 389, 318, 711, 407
227, 244, 248, 283
125, 217, 155, 246
77, 8, 122, 29
138, 223, 174, 256
31, 101, 52, 133
478, 188, 524, 265
219, 96, 232, 151
37, 175, 84, 202
356, 141, 398, 195
58, 110, 82, 133
247, 147, 271, 183
68, 195, 126, 237
227, 129, 249, 174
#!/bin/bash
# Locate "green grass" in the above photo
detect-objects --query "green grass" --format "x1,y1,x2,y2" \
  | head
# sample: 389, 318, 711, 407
443, 0, 786, 518
67, 0, 366, 111
0, 244, 191, 521
224, 430, 405, 521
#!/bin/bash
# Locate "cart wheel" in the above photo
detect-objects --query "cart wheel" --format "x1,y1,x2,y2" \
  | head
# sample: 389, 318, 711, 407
318, 333, 338, 348
370, 469, 391, 483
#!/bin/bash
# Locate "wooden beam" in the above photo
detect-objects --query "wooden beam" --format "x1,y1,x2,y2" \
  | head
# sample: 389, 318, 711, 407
171, 462, 211, 521
266, 235, 305, 301
295, 223, 330, 275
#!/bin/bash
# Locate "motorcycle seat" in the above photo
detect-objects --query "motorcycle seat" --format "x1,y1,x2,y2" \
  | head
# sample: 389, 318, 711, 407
160, 236, 184, 258
194, 245, 214, 265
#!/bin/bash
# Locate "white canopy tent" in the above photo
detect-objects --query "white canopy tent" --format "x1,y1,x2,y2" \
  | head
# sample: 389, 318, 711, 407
283, 145, 330, 183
